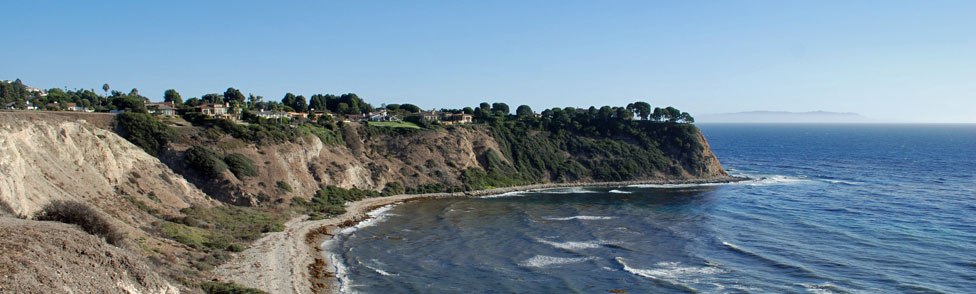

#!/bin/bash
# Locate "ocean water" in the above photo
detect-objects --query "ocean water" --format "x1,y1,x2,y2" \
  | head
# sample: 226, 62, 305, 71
325, 124, 976, 293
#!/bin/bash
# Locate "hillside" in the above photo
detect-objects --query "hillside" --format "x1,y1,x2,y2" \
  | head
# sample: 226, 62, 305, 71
0, 110, 730, 293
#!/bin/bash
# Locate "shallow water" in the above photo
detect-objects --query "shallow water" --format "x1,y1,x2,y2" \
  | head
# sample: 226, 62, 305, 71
328, 124, 976, 293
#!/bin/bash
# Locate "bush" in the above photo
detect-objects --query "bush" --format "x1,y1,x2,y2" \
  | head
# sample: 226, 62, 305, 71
201, 282, 268, 294
113, 112, 173, 156
35, 200, 123, 246
184, 146, 227, 177
224, 153, 258, 179
276, 181, 292, 192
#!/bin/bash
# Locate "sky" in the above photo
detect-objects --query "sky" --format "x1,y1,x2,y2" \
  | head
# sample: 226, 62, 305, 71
2, 1, 974, 123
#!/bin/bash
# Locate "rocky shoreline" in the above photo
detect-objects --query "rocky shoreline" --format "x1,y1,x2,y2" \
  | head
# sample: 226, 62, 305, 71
214, 176, 746, 294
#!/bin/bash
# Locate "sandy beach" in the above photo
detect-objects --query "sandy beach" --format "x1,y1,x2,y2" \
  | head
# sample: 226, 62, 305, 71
214, 177, 741, 294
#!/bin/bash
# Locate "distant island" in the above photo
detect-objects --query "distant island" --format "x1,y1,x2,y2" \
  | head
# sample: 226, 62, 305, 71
697, 111, 869, 123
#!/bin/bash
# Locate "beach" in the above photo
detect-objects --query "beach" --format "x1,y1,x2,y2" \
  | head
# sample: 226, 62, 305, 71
213, 177, 740, 294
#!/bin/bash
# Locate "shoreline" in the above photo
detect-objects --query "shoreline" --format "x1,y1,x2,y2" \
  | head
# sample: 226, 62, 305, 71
214, 176, 745, 294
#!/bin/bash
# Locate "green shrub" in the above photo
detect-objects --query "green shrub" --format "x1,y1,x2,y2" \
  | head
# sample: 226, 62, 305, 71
276, 181, 292, 192
201, 282, 268, 294
35, 200, 124, 246
224, 153, 258, 179
226, 243, 245, 252
112, 112, 173, 156
184, 146, 227, 177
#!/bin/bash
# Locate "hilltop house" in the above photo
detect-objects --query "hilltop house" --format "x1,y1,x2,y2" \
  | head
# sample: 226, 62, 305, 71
253, 110, 288, 120
343, 114, 367, 122
146, 101, 176, 116
65, 102, 93, 112
416, 110, 472, 124
194, 103, 229, 118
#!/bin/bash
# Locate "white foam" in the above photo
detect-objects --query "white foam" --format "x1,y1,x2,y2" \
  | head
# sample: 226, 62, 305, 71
519, 255, 596, 268
796, 282, 844, 294
479, 191, 526, 199
339, 203, 401, 235
608, 189, 632, 194
616, 257, 725, 281
531, 187, 598, 194
824, 179, 861, 185
536, 238, 610, 250
628, 174, 813, 188
542, 215, 616, 221
362, 260, 397, 277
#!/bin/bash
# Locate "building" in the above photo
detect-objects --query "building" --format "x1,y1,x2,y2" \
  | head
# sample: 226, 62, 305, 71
343, 114, 367, 122
253, 110, 288, 120
445, 113, 473, 124
287, 112, 308, 119
64, 102, 92, 112
194, 103, 229, 118
146, 102, 176, 116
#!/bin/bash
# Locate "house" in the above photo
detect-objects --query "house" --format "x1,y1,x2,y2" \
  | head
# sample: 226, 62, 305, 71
4, 102, 15, 110
194, 103, 229, 117
147, 102, 177, 116
420, 110, 439, 121
287, 112, 308, 119
444, 113, 473, 124
343, 114, 367, 122
65, 102, 91, 112
367, 110, 392, 121
253, 110, 288, 120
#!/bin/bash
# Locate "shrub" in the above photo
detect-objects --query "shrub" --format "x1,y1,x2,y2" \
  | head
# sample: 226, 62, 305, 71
224, 153, 258, 179
35, 200, 123, 246
201, 282, 268, 294
112, 112, 173, 156
184, 146, 227, 177
276, 181, 292, 192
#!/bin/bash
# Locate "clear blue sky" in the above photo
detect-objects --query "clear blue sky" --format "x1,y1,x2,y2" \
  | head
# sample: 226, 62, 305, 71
2, 1, 974, 122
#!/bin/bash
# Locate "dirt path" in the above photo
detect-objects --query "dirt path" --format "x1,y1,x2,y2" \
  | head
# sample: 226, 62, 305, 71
214, 178, 741, 294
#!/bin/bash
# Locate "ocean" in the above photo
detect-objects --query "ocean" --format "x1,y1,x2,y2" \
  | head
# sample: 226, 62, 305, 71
324, 124, 976, 293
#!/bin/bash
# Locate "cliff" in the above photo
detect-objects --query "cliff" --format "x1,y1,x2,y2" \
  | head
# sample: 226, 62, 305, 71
163, 121, 727, 207
0, 111, 729, 292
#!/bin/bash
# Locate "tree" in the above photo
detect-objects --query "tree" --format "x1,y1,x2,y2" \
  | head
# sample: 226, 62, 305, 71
462, 107, 474, 114
491, 102, 510, 115
223, 87, 246, 104
680, 112, 695, 123
309, 94, 327, 112
479, 102, 490, 111
632, 101, 651, 120
184, 98, 201, 107
102, 83, 110, 97
163, 89, 182, 105
281, 93, 297, 110
294, 95, 308, 112
516, 105, 533, 119
399, 104, 420, 113
201, 93, 223, 104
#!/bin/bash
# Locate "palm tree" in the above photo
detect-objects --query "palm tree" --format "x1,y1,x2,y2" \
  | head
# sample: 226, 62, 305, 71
102, 83, 110, 97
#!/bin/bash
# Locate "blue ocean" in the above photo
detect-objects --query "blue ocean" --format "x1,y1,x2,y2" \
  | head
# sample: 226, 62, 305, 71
326, 124, 976, 293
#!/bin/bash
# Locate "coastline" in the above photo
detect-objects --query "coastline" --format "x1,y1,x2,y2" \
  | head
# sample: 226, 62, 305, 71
213, 176, 744, 294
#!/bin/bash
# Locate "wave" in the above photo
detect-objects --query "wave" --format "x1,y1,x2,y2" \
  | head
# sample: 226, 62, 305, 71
531, 187, 599, 194
722, 242, 823, 279
823, 179, 862, 186
542, 215, 616, 221
615, 257, 724, 291
363, 259, 397, 276
519, 255, 596, 268
608, 189, 632, 194
479, 191, 527, 199
627, 174, 814, 188
339, 203, 400, 234
535, 238, 614, 250
795, 282, 849, 294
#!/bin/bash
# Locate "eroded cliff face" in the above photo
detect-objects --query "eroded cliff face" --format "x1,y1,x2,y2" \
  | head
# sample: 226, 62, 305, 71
164, 122, 728, 206
0, 112, 216, 293
0, 112, 213, 218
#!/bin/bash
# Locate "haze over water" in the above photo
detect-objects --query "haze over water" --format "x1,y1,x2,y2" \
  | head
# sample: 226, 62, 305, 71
327, 124, 976, 293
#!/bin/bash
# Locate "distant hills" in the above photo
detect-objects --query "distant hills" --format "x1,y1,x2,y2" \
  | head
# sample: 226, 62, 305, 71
697, 111, 869, 123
